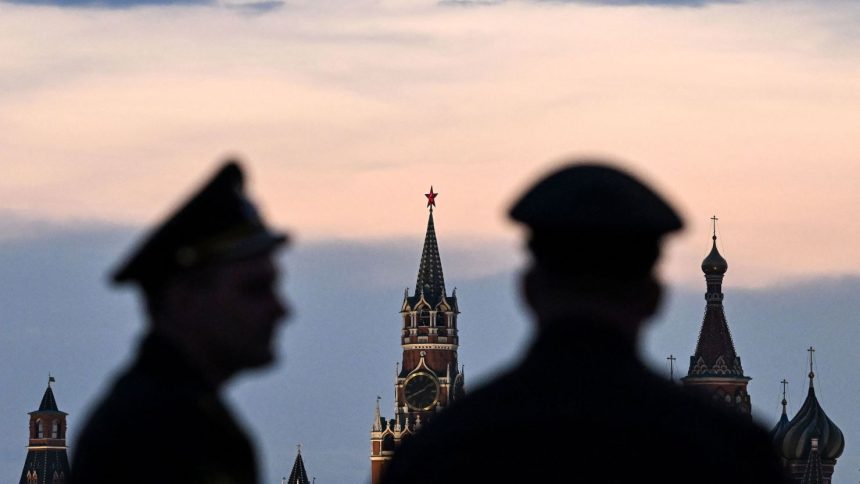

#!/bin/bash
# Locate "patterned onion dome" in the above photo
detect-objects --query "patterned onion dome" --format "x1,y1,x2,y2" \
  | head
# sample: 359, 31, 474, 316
779, 376, 844, 460
701, 236, 728, 275
770, 409, 790, 444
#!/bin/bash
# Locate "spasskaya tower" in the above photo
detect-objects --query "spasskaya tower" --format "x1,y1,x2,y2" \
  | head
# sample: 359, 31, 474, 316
370, 187, 465, 484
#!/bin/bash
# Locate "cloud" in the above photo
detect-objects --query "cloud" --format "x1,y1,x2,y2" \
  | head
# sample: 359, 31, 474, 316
545, 0, 737, 4
442, 0, 740, 5
3, 0, 209, 6
440, 0, 507, 5
218, 0, 284, 12
547, 0, 740, 5
1, 0, 285, 9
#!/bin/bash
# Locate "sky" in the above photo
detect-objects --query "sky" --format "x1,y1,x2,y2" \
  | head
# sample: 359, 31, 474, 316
1, 0, 859, 482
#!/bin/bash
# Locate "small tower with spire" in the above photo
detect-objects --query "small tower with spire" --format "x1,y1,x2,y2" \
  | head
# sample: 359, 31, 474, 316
284, 444, 310, 484
681, 217, 752, 416
19, 376, 71, 484
773, 348, 844, 483
371, 187, 465, 484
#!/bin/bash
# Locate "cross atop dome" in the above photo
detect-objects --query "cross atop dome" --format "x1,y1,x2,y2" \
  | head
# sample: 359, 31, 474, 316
702, 215, 728, 276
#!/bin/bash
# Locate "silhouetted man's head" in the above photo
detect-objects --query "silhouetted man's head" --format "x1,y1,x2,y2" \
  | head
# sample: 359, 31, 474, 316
509, 160, 683, 336
111, 160, 289, 384
144, 251, 287, 380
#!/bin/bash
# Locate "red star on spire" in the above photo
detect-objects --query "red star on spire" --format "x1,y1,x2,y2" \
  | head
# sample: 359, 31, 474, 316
425, 186, 438, 208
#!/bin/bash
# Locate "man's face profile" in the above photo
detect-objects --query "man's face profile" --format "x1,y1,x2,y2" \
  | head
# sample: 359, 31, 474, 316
192, 252, 289, 372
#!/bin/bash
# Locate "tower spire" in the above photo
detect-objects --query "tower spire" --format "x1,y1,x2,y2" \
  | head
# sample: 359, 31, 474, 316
689, 217, 740, 375
414, 187, 446, 305
286, 445, 310, 484
372, 396, 383, 432
39, 380, 59, 412
682, 218, 750, 416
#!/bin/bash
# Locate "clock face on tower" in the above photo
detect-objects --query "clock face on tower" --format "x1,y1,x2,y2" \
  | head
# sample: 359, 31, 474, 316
404, 372, 439, 411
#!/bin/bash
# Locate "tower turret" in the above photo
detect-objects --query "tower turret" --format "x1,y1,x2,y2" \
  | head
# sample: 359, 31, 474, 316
19, 376, 71, 484
681, 217, 752, 416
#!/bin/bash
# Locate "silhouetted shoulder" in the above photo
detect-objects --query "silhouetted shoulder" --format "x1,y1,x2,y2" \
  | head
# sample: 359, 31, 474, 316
72, 335, 257, 484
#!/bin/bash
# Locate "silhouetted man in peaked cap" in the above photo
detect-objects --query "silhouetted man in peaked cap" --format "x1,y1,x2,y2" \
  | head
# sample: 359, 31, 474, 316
381, 160, 788, 484
72, 161, 289, 484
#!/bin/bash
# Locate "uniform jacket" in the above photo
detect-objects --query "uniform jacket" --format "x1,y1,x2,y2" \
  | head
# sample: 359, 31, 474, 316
381, 317, 789, 484
71, 333, 258, 484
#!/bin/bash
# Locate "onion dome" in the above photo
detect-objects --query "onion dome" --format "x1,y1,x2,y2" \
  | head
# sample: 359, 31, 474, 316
702, 235, 728, 275
770, 380, 791, 443
779, 360, 844, 460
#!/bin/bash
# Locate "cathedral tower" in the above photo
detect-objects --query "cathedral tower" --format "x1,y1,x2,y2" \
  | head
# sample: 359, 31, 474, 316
681, 218, 752, 416
19, 377, 71, 484
370, 187, 464, 484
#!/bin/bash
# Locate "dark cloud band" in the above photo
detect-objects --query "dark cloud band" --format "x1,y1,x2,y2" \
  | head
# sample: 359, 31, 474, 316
1, 0, 283, 9
443, 0, 740, 5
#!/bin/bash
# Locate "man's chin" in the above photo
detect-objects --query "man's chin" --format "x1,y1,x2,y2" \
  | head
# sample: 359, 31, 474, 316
218, 341, 280, 376
245, 349, 277, 369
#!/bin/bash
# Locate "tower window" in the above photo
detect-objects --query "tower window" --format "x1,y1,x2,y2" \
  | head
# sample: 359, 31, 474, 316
382, 434, 395, 452
52, 421, 59, 438
418, 310, 430, 327
36, 419, 43, 439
